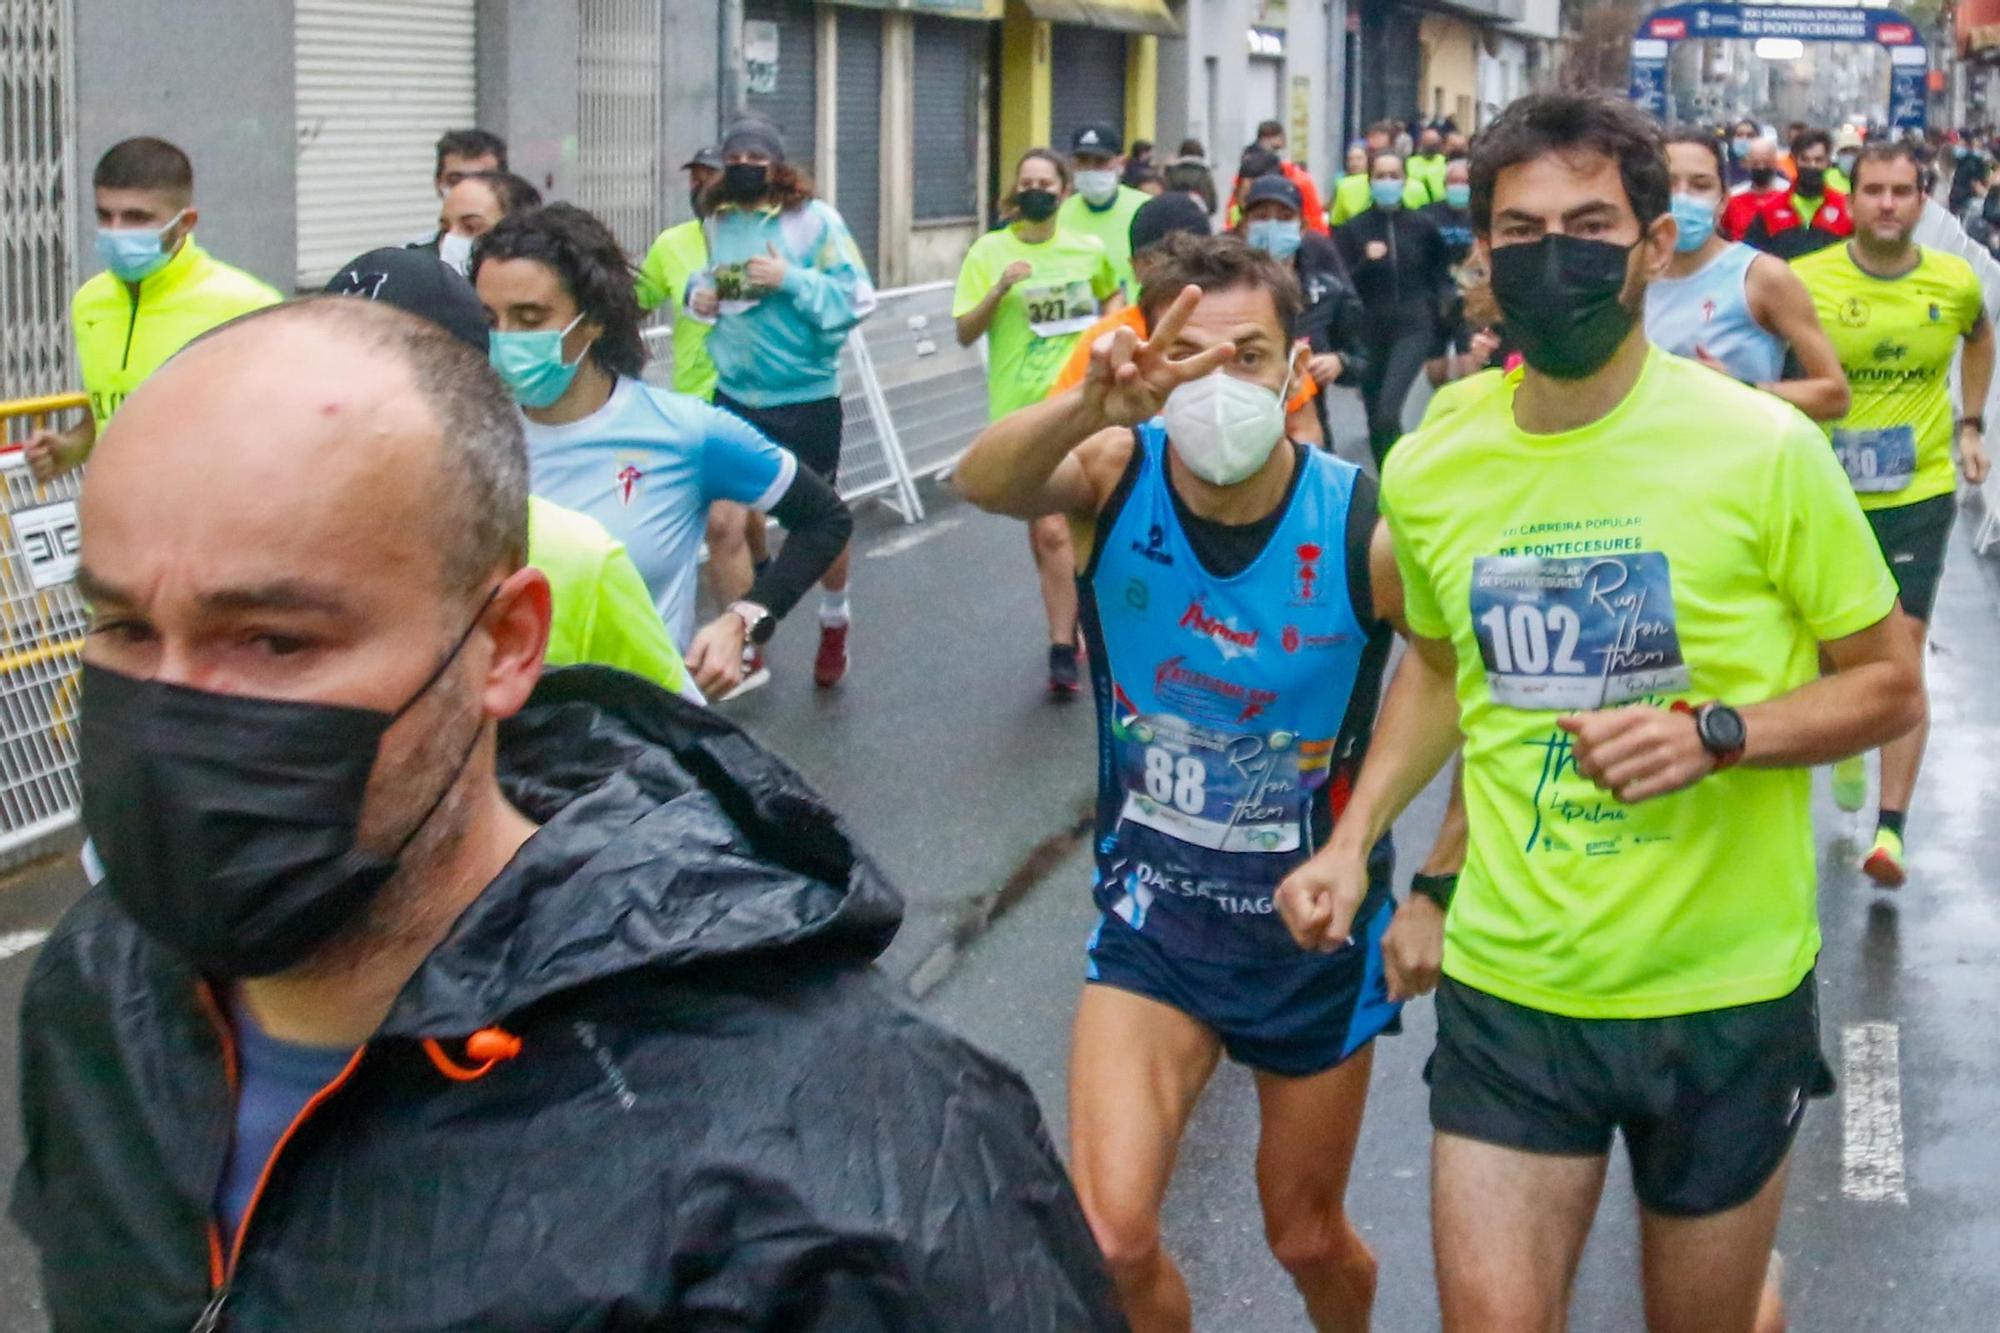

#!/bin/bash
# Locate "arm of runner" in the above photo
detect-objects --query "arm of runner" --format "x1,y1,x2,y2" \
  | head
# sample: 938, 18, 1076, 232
1274, 632, 1463, 953
1747, 254, 1851, 422
1959, 311, 1994, 485
953, 256, 1026, 347
23, 414, 96, 483
955, 285, 1235, 520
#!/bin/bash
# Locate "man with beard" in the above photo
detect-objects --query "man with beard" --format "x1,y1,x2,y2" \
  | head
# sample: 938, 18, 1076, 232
1277, 93, 1922, 1333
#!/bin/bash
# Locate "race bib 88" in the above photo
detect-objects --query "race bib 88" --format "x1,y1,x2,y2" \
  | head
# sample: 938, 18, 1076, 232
1469, 552, 1692, 710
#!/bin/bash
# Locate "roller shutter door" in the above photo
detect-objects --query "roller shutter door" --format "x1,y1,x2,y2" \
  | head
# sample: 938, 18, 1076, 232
1049, 26, 1126, 148
294, 0, 476, 287
834, 7, 881, 273
911, 15, 982, 222
742, 0, 818, 168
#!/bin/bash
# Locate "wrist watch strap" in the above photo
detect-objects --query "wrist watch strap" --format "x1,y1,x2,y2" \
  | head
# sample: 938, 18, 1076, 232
1410, 872, 1457, 912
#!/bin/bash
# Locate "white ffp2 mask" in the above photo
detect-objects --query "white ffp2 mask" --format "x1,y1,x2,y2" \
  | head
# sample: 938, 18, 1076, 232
1162, 366, 1292, 486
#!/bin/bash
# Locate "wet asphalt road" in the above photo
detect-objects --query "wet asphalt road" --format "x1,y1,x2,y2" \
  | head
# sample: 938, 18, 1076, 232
0, 384, 1996, 1329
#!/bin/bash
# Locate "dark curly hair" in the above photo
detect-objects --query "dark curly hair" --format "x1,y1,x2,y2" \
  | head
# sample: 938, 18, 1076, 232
1137, 232, 1302, 340
459, 170, 543, 218
471, 202, 647, 379
1469, 93, 1670, 235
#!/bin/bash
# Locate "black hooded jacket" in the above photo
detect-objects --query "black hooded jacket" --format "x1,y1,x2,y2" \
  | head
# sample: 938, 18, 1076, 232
12, 668, 1124, 1331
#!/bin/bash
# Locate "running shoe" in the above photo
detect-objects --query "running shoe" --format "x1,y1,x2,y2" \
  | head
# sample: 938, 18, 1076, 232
1831, 755, 1868, 813
720, 646, 769, 702
1048, 643, 1082, 698
1863, 828, 1907, 890
813, 623, 849, 688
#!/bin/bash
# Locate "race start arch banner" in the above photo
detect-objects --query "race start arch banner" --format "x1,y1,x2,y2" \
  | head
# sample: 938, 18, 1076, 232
1630, 5, 1930, 132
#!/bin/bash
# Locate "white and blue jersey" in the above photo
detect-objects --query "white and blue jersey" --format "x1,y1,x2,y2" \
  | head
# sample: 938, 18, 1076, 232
523, 376, 796, 650
1077, 424, 1401, 1070
1644, 243, 1787, 385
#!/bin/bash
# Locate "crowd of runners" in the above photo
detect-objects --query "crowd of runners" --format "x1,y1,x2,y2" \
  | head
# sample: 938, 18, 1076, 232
8, 82, 1996, 1331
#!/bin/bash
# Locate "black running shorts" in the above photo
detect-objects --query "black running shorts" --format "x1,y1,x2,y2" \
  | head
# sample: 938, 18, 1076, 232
1426, 971, 1834, 1218
1865, 493, 1955, 623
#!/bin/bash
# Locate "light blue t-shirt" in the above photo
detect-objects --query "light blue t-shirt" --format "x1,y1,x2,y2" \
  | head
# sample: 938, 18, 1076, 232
216, 996, 355, 1241
523, 376, 797, 649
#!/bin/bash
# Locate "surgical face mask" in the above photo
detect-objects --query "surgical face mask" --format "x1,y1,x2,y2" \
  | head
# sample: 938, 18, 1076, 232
1445, 183, 1472, 210
78, 590, 497, 978
1796, 166, 1827, 197
1732, 138, 1752, 161
95, 210, 186, 283
1015, 188, 1060, 223
489, 311, 590, 410
1488, 233, 1639, 381
1837, 152, 1858, 179
1670, 193, 1719, 253
723, 162, 770, 202
1246, 218, 1303, 262
1163, 363, 1293, 486
1076, 168, 1120, 207
437, 230, 474, 275
1371, 179, 1404, 210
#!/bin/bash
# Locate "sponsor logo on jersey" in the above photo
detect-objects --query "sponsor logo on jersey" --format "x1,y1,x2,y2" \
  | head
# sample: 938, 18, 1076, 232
1292, 542, 1325, 605
1153, 655, 1277, 726
1840, 296, 1870, 328
1131, 521, 1174, 567
1873, 339, 1909, 362
1125, 578, 1150, 611
1180, 598, 1259, 657
1282, 625, 1351, 654
617, 464, 642, 505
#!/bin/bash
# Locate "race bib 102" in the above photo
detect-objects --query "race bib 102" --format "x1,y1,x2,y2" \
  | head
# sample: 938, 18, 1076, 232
1832, 425, 1917, 494
1020, 278, 1100, 338
1470, 552, 1692, 710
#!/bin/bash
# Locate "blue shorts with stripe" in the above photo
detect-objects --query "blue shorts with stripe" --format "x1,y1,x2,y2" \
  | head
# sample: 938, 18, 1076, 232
1084, 895, 1403, 1078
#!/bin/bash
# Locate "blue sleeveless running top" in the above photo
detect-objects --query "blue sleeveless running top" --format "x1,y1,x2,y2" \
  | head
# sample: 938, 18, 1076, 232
1644, 243, 1786, 385
1079, 425, 1393, 964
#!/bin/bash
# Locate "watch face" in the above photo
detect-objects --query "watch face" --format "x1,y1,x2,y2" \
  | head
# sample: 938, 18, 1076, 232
1703, 706, 1747, 753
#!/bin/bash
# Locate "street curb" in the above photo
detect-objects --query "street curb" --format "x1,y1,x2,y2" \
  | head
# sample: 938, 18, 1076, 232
905, 796, 1095, 1000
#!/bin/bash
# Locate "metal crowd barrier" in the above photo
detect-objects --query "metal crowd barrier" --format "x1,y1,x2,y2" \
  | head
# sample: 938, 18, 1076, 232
640, 280, 996, 526
0, 393, 89, 870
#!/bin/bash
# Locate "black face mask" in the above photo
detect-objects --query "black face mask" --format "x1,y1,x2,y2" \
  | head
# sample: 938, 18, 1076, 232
1015, 188, 1059, 222
1796, 166, 1827, 197
1488, 234, 1640, 381
79, 591, 497, 978
1750, 166, 1777, 190
723, 162, 770, 202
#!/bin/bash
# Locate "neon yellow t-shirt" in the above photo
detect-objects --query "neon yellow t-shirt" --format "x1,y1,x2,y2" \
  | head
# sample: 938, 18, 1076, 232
953, 225, 1118, 420
1329, 174, 1434, 225
634, 220, 719, 402
1382, 351, 1897, 1019
1057, 186, 1149, 301
529, 496, 693, 698
1792, 243, 1984, 511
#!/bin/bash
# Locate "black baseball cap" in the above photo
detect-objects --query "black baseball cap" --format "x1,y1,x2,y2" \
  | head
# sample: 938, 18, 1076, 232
1242, 174, 1303, 212
1071, 123, 1122, 157
681, 145, 723, 170
324, 246, 490, 352
1129, 193, 1212, 253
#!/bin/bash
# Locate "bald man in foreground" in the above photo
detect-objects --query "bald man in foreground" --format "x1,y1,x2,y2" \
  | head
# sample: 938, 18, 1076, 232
10, 297, 1121, 1331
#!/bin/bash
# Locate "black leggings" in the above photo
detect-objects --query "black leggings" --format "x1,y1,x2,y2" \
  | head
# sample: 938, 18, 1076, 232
1360, 329, 1436, 467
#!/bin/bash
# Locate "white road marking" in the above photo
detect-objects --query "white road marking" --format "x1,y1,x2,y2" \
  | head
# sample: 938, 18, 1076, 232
1841, 1021, 1909, 1204
866, 516, 965, 560
0, 928, 49, 962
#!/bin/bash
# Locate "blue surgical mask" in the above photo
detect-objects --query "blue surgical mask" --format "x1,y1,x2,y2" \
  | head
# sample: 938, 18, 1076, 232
1246, 218, 1303, 262
489, 312, 591, 409
1670, 193, 1719, 253
95, 211, 185, 283
1445, 183, 1471, 210
1371, 179, 1404, 210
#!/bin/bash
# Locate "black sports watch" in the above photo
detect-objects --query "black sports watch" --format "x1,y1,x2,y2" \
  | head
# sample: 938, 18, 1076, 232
1691, 701, 1747, 769
1409, 872, 1457, 912
727, 600, 776, 647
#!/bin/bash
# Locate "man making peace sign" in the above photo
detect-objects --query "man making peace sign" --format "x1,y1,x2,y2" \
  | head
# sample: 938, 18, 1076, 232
959, 233, 1444, 1333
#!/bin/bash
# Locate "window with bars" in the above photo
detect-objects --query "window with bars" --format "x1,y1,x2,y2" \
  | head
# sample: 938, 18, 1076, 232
0, 0, 75, 399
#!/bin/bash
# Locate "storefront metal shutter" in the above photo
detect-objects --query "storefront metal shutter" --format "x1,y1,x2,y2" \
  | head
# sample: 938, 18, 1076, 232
294, 0, 476, 287
742, 0, 818, 169
834, 7, 881, 272
1049, 25, 1126, 150
577, 0, 665, 257
912, 16, 982, 221
0, 0, 76, 397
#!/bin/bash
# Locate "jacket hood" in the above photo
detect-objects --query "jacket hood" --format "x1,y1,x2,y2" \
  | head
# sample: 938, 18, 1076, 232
378, 666, 902, 1039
